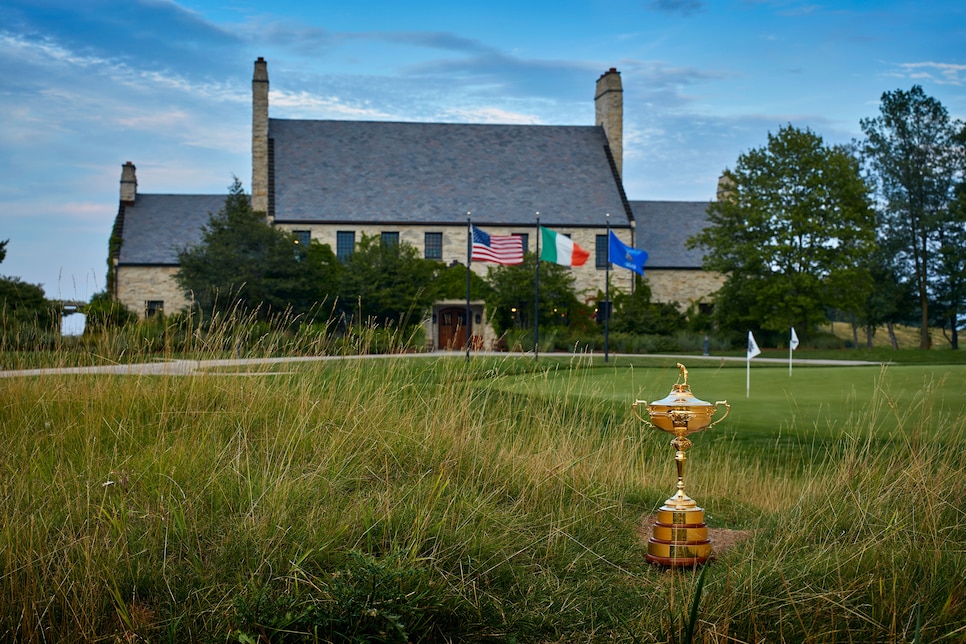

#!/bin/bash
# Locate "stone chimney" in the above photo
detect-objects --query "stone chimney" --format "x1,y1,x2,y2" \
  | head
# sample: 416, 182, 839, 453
595, 68, 623, 177
252, 57, 270, 217
120, 161, 137, 205
716, 172, 734, 201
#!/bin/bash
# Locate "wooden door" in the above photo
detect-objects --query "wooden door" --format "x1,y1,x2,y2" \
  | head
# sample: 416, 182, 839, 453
438, 307, 469, 349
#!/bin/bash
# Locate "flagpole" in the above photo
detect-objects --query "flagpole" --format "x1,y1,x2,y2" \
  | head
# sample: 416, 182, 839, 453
746, 355, 751, 398
789, 338, 792, 377
466, 213, 472, 363
534, 212, 540, 361
746, 330, 752, 398
746, 330, 762, 398
630, 221, 635, 298
604, 213, 610, 363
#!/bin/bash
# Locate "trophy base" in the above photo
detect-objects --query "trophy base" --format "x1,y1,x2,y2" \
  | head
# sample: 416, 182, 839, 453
646, 505, 713, 567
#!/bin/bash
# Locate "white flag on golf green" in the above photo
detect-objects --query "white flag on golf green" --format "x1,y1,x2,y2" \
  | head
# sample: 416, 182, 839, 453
790, 327, 800, 350
747, 331, 762, 359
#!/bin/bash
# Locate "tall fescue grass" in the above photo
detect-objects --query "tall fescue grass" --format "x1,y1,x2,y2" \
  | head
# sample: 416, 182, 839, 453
1, 335, 964, 641
1, 306, 429, 371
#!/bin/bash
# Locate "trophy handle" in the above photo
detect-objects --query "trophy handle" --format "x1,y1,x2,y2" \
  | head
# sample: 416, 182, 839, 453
632, 400, 655, 429
708, 400, 730, 430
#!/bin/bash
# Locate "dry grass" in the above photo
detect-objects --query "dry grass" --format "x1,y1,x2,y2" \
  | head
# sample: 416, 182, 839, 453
0, 344, 964, 642
826, 321, 944, 349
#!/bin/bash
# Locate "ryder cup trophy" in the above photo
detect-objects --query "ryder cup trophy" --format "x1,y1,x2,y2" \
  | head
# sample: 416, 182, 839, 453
633, 363, 729, 566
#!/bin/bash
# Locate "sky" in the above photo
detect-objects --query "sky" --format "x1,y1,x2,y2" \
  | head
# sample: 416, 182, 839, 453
0, 0, 964, 303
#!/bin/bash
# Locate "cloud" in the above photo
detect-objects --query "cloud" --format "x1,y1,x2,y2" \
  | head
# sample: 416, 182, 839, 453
647, 0, 705, 16
618, 58, 730, 114
58, 201, 113, 224
254, 22, 496, 59
1, 0, 243, 74
895, 62, 966, 86
772, 3, 825, 18
621, 106, 850, 200
440, 107, 543, 125
0, 28, 249, 158
253, 21, 345, 56
269, 89, 393, 120
135, 163, 243, 193
374, 31, 496, 56
254, 24, 600, 103
0, 31, 246, 103
405, 54, 602, 102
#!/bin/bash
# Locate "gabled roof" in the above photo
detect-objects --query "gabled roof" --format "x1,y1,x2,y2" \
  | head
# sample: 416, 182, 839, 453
632, 200, 712, 269
117, 194, 225, 265
269, 119, 633, 228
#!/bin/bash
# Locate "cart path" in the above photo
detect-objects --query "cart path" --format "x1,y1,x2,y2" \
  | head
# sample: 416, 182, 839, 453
0, 350, 883, 378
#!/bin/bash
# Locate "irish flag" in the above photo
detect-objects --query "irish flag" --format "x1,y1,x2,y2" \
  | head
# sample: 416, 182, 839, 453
540, 226, 590, 267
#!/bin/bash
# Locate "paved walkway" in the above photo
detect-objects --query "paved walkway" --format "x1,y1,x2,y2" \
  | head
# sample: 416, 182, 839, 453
0, 351, 882, 378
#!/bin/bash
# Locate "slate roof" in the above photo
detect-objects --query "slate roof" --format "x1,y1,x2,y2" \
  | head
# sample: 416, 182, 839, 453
631, 200, 712, 269
117, 194, 225, 265
269, 119, 633, 228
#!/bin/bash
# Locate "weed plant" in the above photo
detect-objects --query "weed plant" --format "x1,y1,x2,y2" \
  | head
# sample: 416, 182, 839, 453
0, 328, 964, 641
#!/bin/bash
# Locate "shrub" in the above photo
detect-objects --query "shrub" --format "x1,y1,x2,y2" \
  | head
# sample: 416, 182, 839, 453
84, 291, 136, 333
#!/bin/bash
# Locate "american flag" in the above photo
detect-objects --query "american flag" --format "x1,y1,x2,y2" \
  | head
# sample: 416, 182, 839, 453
471, 225, 523, 265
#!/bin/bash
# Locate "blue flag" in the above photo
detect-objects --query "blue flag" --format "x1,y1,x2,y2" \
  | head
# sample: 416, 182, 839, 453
608, 231, 648, 275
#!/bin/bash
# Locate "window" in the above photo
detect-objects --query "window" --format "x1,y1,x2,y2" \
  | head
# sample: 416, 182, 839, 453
424, 232, 443, 260
596, 234, 609, 269
145, 300, 164, 318
293, 230, 311, 260
381, 231, 399, 246
337, 230, 355, 262
516, 233, 529, 253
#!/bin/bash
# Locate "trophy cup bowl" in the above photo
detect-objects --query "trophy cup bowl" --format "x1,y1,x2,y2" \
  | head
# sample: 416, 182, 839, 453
633, 363, 729, 567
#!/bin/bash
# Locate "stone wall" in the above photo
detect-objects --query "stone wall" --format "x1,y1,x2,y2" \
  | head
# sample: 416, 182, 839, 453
644, 269, 724, 310
116, 266, 190, 319
275, 223, 635, 301
114, 231, 720, 321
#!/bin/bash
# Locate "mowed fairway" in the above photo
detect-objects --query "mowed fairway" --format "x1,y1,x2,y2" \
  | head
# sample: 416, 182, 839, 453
1, 353, 964, 642
493, 357, 966, 443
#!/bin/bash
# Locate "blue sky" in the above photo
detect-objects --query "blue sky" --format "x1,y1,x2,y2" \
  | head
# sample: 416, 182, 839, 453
1, 0, 963, 301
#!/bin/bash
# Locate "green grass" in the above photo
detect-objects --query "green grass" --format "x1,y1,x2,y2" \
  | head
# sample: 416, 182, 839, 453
1, 350, 965, 642
494, 358, 966, 437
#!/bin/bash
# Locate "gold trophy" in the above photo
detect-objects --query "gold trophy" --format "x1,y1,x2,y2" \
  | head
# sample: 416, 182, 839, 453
633, 363, 729, 566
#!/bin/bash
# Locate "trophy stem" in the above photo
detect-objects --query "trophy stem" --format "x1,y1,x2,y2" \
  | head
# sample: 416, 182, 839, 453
668, 436, 695, 509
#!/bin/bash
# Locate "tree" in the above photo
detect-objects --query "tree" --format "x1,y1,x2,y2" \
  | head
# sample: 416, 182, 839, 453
434, 262, 493, 301
854, 243, 916, 349
0, 279, 59, 346
339, 234, 439, 328
0, 241, 60, 344
84, 290, 137, 333
611, 277, 686, 336
860, 86, 964, 349
176, 178, 342, 323
689, 125, 876, 337
486, 253, 581, 335
933, 178, 966, 348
